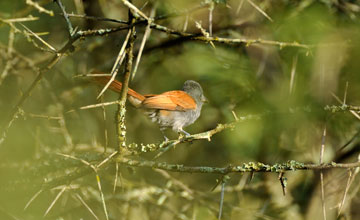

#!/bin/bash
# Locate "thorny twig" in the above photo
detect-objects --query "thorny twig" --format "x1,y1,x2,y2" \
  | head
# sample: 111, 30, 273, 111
320, 126, 327, 220
116, 5, 137, 153
38, 155, 360, 198
54, 0, 73, 35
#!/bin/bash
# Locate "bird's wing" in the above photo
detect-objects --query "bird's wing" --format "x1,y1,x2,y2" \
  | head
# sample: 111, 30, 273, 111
142, 91, 196, 111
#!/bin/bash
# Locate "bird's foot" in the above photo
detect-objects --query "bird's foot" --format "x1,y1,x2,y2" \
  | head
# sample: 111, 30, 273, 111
178, 129, 191, 138
161, 130, 170, 142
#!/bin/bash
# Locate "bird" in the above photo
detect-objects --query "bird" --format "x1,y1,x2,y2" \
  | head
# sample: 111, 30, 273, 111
91, 72, 207, 140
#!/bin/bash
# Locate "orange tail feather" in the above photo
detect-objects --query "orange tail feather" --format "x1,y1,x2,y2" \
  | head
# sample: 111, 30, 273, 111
90, 71, 145, 105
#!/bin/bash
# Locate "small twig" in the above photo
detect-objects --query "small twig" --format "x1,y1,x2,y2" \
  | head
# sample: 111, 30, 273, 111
153, 141, 179, 159
181, 14, 188, 33
97, 151, 118, 168
122, 0, 149, 20
195, 21, 215, 48
337, 169, 352, 216
191, 35, 309, 49
278, 172, 287, 196
10, 22, 53, 53
57, 153, 92, 166
0, 16, 39, 23
54, 0, 74, 35
100, 94, 108, 153
0, 28, 16, 85
67, 100, 121, 113
75, 72, 112, 78
58, 113, 73, 148
76, 25, 133, 38
231, 110, 239, 121
24, 189, 43, 210
236, 0, 245, 14
96, 29, 132, 99
331, 92, 360, 120
0, 56, 18, 85
246, 0, 273, 22
320, 125, 327, 220
73, 193, 100, 220
209, 2, 214, 36
249, 172, 255, 183
95, 174, 109, 220
26, 0, 54, 16
289, 55, 298, 94
218, 175, 230, 220
218, 182, 225, 219
26, 113, 62, 120
20, 23, 57, 53
44, 186, 67, 217
113, 162, 120, 194
66, 13, 128, 24
343, 81, 349, 105
131, 4, 156, 80
7, 27, 15, 55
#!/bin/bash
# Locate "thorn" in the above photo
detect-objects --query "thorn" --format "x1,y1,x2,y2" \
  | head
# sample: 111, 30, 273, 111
231, 110, 239, 121
248, 171, 254, 183
343, 81, 349, 105
278, 172, 287, 196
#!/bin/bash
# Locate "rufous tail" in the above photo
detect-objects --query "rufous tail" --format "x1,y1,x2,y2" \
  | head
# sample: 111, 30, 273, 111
90, 71, 145, 107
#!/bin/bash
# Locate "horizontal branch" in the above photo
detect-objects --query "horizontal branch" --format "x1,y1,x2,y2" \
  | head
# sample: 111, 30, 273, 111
40, 154, 360, 192
126, 114, 261, 156
324, 104, 360, 113
117, 158, 360, 174
69, 102, 357, 157
76, 25, 131, 37
64, 13, 312, 49
66, 13, 128, 24
126, 103, 356, 157
191, 36, 311, 49
148, 21, 312, 49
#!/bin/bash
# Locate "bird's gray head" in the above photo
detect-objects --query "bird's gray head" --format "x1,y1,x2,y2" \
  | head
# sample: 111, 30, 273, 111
183, 80, 207, 104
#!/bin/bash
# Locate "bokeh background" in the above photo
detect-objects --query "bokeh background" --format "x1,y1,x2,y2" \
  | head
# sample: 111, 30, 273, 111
1, 0, 360, 219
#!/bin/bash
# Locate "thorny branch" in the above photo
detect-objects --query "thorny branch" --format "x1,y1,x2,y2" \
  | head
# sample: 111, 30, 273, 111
117, 2, 137, 153
2, 1, 360, 218
0, 1, 322, 145
40, 155, 360, 193
116, 158, 360, 174
54, 0, 73, 35
64, 12, 313, 49
127, 114, 260, 157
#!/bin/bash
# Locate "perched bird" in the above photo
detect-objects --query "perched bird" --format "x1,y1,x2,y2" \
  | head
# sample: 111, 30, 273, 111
92, 73, 207, 139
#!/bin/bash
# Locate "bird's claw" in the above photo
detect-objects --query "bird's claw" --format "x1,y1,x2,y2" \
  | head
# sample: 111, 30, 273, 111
179, 129, 191, 138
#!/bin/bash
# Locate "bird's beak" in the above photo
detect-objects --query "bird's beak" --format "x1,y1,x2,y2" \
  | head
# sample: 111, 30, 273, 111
202, 95, 209, 103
